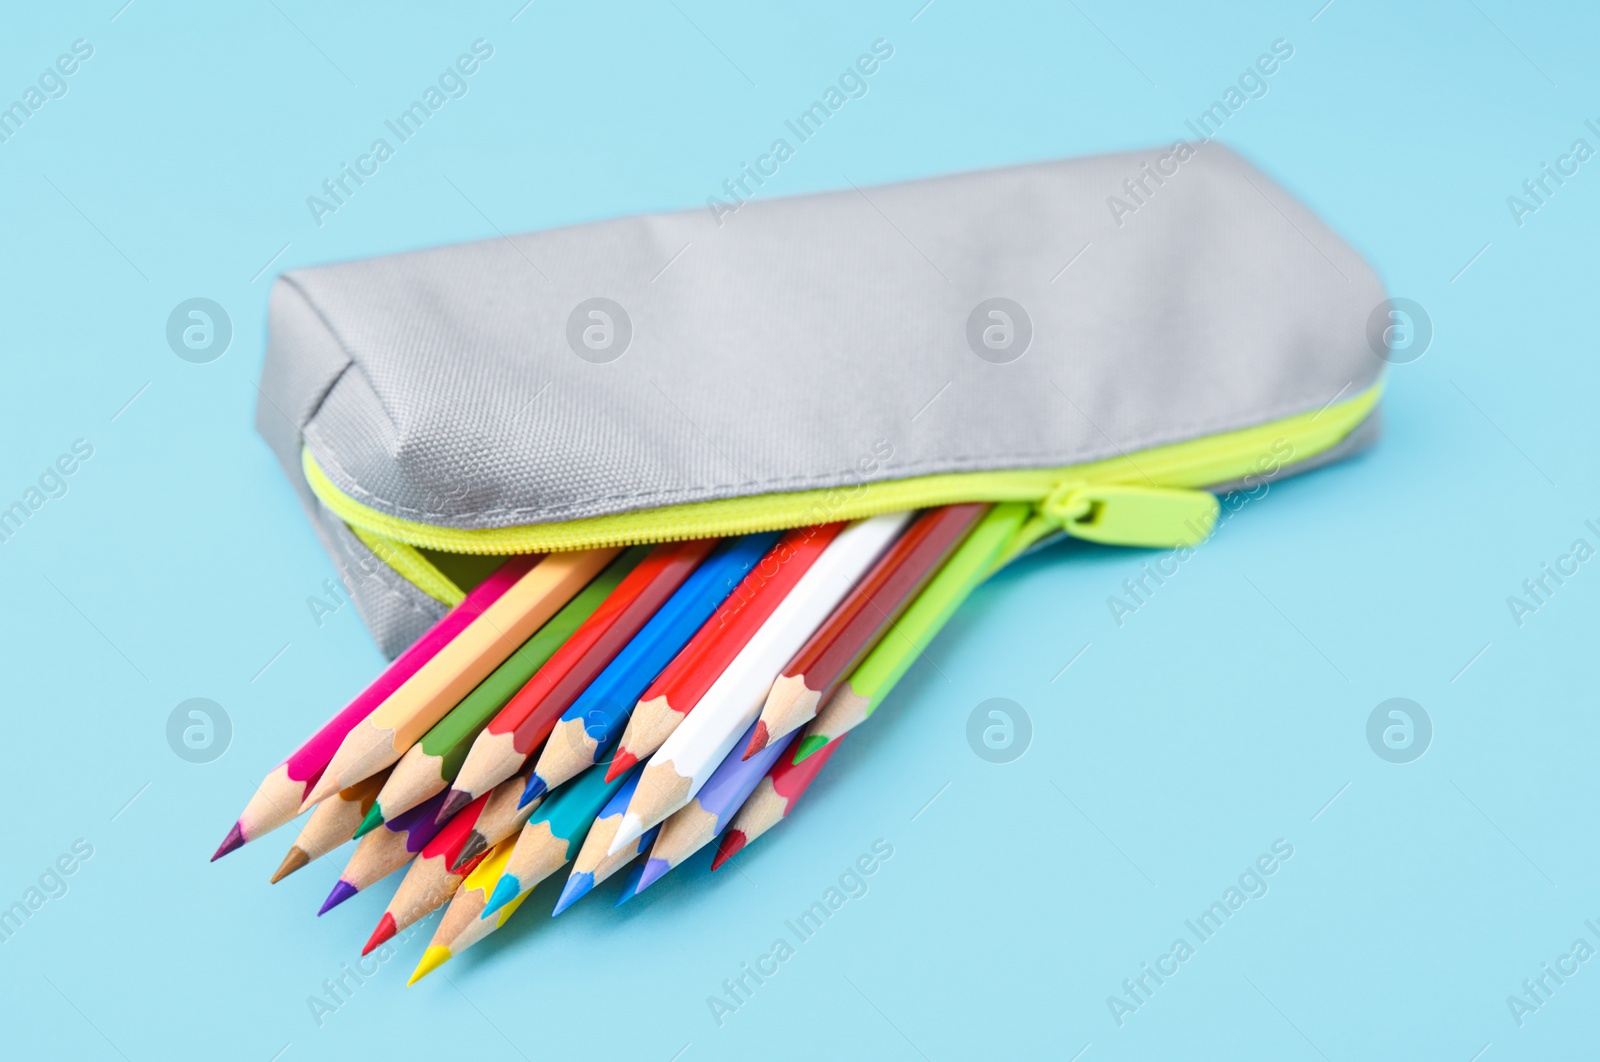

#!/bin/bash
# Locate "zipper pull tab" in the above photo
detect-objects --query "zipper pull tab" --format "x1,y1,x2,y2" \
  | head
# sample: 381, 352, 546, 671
1041, 482, 1220, 549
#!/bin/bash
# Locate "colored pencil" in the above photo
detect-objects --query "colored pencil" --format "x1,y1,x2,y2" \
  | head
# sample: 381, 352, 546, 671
440, 538, 716, 824
450, 762, 544, 872
795, 502, 1028, 761
359, 547, 647, 831
527, 532, 781, 804
605, 524, 847, 784
745, 504, 986, 758
479, 762, 631, 919
318, 789, 451, 915
550, 767, 662, 915
408, 838, 523, 985
713, 737, 842, 870
304, 548, 620, 806
608, 513, 911, 854
214, 556, 534, 859
363, 769, 544, 954
633, 720, 794, 893
270, 769, 389, 884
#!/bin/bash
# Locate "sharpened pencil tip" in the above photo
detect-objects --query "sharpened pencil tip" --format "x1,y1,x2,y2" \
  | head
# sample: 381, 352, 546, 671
607, 814, 645, 856
434, 789, 474, 828
211, 822, 246, 861
742, 721, 769, 760
481, 875, 521, 919
551, 871, 594, 917
270, 846, 311, 884
408, 946, 451, 985
518, 775, 546, 808
710, 830, 747, 871
352, 803, 385, 839
450, 833, 488, 872
793, 734, 828, 763
318, 879, 359, 915
363, 913, 397, 955
300, 774, 341, 811
604, 750, 637, 783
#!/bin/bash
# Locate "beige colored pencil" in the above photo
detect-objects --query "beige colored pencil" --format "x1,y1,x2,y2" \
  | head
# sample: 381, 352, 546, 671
302, 548, 620, 807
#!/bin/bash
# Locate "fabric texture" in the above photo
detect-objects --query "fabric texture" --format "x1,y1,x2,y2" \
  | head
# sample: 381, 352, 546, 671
257, 144, 1387, 653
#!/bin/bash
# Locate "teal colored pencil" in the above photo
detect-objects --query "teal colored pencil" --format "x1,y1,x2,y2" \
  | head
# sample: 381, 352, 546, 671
479, 763, 630, 918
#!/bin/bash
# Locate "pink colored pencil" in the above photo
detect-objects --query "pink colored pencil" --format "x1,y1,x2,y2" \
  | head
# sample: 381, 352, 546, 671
212, 555, 538, 860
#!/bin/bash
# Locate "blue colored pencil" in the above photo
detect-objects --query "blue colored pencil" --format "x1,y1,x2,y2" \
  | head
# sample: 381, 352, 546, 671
632, 719, 795, 894
551, 767, 661, 915
525, 532, 783, 805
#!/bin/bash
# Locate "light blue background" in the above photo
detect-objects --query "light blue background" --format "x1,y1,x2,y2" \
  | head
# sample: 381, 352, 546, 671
2, 1, 1595, 1059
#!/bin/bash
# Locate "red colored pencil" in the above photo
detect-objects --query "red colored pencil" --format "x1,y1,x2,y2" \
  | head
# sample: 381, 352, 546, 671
745, 505, 985, 758
605, 524, 845, 783
440, 539, 718, 823
712, 736, 843, 870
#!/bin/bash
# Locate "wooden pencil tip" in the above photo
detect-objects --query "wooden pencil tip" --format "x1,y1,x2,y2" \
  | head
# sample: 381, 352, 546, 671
299, 774, 340, 812
211, 822, 246, 862
710, 830, 747, 871
270, 846, 311, 884
741, 721, 770, 761
362, 913, 397, 956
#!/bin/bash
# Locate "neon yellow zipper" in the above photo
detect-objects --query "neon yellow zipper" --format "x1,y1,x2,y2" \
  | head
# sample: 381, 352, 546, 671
305, 382, 1380, 603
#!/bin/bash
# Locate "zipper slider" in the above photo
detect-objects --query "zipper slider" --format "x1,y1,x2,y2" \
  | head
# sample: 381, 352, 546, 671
1041, 482, 1219, 549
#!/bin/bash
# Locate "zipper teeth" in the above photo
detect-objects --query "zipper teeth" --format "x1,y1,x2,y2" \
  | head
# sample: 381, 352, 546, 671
304, 383, 1381, 556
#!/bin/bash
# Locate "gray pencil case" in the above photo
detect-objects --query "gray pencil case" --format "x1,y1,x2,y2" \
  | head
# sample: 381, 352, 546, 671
256, 142, 1388, 657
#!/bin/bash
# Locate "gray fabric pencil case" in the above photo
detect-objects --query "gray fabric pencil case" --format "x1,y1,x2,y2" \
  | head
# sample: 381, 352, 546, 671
256, 142, 1388, 656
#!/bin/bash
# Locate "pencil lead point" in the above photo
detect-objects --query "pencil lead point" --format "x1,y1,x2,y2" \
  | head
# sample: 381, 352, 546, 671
604, 750, 637, 783
613, 865, 644, 907
742, 721, 769, 760
352, 804, 385, 839
481, 875, 521, 919
551, 872, 594, 916
318, 879, 358, 915
362, 913, 397, 955
434, 789, 474, 828
518, 775, 546, 808
710, 830, 747, 871
270, 846, 311, 884
408, 946, 451, 985
607, 814, 645, 856
211, 822, 246, 861
793, 734, 828, 763
450, 833, 488, 872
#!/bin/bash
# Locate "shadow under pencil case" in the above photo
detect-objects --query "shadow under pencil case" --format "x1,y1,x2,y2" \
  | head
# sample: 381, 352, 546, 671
256, 143, 1387, 658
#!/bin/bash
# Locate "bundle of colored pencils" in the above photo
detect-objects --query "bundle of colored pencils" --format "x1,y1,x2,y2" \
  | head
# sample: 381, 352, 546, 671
215, 503, 1023, 981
